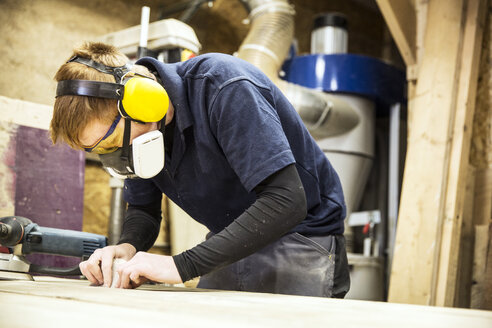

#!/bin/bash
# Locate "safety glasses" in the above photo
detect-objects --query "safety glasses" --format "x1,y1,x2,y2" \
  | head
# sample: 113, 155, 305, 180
83, 116, 124, 154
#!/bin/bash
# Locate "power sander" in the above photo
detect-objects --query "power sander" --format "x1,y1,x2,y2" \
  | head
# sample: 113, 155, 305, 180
0, 216, 107, 279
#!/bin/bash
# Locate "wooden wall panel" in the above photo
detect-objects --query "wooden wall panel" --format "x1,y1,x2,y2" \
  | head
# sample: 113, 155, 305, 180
388, 0, 465, 305
0, 96, 85, 269
435, 0, 488, 306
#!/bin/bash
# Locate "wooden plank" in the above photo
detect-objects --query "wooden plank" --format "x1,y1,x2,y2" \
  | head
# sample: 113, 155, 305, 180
376, 0, 417, 66
414, 0, 428, 64
473, 168, 492, 226
2, 294, 168, 328
435, 0, 488, 307
406, 0, 427, 139
471, 224, 490, 308
484, 223, 492, 309
454, 166, 476, 308
0, 277, 491, 328
0, 95, 53, 130
388, 0, 465, 305
470, 6, 492, 169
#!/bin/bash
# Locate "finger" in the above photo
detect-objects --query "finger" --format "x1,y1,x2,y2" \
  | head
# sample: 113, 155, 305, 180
118, 263, 141, 289
116, 265, 129, 289
115, 257, 135, 288
114, 261, 128, 289
79, 261, 98, 285
129, 271, 146, 288
86, 252, 104, 284
101, 249, 116, 287
86, 264, 103, 285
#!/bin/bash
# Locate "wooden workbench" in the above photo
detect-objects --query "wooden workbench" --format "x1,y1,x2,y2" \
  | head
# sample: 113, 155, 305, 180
1, 276, 491, 328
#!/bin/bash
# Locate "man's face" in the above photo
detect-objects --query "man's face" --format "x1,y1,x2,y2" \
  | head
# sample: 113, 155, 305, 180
79, 117, 157, 154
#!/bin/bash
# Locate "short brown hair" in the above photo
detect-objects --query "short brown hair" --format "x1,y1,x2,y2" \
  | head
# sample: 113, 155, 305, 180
50, 42, 153, 149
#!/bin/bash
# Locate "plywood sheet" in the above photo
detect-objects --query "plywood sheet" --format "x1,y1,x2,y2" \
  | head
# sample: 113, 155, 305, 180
0, 96, 86, 269
0, 277, 491, 328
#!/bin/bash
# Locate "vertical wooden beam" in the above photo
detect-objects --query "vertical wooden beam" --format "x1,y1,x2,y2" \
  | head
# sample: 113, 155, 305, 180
484, 224, 492, 310
406, 0, 428, 146
376, 0, 417, 66
435, 0, 488, 307
406, 0, 428, 143
388, 0, 465, 305
470, 167, 492, 309
414, 0, 428, 64
473, 168, 492, 226
454, 166, 476, 308
471, 224, 490, 308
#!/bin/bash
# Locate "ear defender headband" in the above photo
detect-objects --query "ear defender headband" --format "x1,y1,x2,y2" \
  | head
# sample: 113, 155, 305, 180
56, 56, 169, 123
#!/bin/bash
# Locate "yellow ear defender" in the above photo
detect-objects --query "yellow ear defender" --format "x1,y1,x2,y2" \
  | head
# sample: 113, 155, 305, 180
119, 76, 169, 123
56, 56, 169, 123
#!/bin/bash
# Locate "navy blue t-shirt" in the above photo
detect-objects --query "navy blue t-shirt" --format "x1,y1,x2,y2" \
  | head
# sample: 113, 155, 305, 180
124, 53, 346, 236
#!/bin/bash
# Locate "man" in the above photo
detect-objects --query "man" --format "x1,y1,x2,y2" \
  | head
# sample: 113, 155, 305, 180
50, 42, 350, 297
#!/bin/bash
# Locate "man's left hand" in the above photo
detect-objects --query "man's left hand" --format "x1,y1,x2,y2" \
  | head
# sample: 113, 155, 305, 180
115, 252, 183, 289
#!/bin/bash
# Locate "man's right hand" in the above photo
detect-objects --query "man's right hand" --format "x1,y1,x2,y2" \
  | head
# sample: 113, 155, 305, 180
79, 243, 136, 287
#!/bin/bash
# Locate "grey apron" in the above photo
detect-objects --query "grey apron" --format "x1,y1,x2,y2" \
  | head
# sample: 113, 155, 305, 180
198, 233, 350, 298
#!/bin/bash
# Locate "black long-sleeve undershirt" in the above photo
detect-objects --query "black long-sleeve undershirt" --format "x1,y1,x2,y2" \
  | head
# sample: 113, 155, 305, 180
118, 164, 307, 282
118, 200, 162, 252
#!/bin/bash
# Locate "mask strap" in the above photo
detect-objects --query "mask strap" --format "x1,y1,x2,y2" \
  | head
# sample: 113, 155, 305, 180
120, 118, 133, 172
159, 115, 167, 156
159, 115, 167, 135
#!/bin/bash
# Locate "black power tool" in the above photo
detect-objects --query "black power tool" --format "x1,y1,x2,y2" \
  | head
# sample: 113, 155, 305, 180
0, 216, 107, 277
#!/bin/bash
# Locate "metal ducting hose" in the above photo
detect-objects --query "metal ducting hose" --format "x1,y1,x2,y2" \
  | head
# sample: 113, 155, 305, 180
238, 0, 294, 79
237, 0, 359, 138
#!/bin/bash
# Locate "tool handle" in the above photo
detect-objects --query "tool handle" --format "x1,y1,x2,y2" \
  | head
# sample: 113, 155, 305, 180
22, 226, 107, 259
29, 264, 82, 276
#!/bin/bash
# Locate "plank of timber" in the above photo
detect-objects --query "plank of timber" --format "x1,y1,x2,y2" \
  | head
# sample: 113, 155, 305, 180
415, 0, 428, 64
435, 0, 488, 307
471, 224, 490, 309
484, 223, 492, 310
0, 95, 53, 130
388, 0, 465, 305
473, 168, 492, 226
376, 0, 417, 66
406, 0, 427, 136
453, 166, 476, 308
0, 277, 491, 328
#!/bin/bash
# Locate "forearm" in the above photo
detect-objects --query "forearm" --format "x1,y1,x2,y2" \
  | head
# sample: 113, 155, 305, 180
173, 164, 307, 282
118, 198, 162, 252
